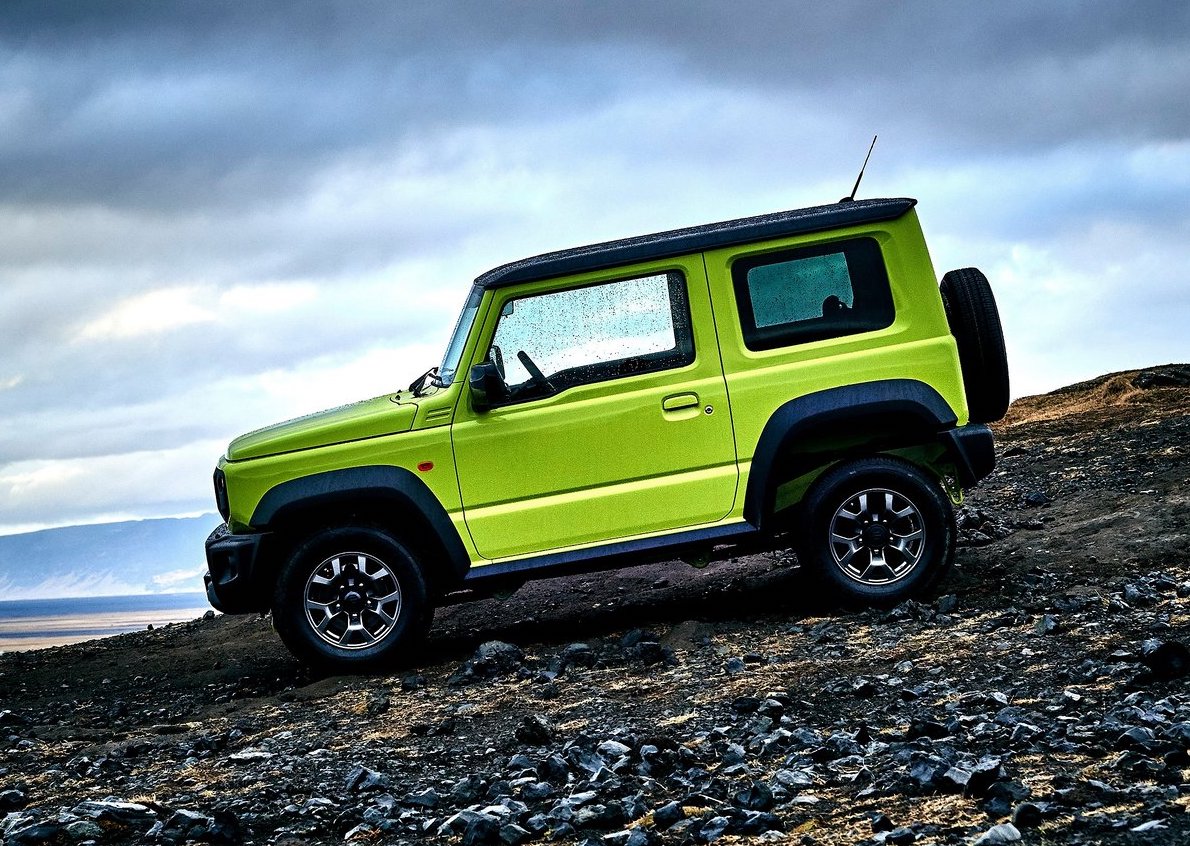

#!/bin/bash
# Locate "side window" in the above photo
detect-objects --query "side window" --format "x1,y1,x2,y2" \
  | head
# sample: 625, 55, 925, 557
732, 237, 894, 351
488, 271, 693, 401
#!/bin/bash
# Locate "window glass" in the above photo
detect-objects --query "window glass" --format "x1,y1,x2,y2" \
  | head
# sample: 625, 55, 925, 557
488, 272, 693, 401
748, 252, 852, 327
437, 286, 483, 386
732, 238, 894, 350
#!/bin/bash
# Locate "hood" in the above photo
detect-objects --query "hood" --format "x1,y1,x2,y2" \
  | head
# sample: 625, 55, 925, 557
227, 393, 418, 461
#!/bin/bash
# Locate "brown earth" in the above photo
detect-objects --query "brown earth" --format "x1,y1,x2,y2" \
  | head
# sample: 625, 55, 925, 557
1, 364, 1188, 846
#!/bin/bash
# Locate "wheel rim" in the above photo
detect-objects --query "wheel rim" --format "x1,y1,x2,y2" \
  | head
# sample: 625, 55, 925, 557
828, 488, 926, 586
303, 551, 402, 650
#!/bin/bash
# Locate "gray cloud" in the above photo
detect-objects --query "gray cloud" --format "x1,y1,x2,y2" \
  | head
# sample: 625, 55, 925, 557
0, 1, 1186, 531
4, 2, 1187, 211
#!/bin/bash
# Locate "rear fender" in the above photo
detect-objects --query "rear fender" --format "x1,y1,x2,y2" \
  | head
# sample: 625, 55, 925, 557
745, 380, 961, 531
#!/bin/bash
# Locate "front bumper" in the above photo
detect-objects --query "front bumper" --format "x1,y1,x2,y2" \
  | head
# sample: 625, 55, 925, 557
204, 524, 271, 614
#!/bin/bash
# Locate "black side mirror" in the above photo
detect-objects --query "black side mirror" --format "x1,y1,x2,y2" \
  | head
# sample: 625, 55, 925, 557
469, 361, 509, 412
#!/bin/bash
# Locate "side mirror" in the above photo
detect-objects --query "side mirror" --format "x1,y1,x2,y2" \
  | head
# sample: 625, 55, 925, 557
469, 361, 509, 412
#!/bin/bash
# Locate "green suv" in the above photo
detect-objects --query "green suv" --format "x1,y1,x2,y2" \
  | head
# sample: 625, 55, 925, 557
205, 197, 1008, 670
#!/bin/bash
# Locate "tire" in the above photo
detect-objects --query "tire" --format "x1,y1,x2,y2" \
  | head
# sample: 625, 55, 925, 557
940, 267, 1010, 424
272, 526, 431, 671
797, 457, 955, 606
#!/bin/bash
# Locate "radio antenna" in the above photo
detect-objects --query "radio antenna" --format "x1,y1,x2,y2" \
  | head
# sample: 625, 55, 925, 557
841, 134, 878, 202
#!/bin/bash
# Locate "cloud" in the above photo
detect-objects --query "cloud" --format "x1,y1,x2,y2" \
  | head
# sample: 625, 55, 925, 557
0, 1, 1186, 534
0, 441, 226, 531
77, 287, 217, 340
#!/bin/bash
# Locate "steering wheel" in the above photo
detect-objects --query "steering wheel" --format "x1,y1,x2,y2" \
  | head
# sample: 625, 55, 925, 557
517, 350, 555, 394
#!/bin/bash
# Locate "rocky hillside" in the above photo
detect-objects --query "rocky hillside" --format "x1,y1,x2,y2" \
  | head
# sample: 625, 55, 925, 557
1, 365, 1188, 846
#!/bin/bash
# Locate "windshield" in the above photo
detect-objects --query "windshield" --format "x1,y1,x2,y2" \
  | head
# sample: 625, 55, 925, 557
437, 286, 483, 386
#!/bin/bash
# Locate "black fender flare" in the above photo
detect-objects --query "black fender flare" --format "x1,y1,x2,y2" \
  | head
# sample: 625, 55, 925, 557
251, 465, 471, 589
744, 379, 963, 530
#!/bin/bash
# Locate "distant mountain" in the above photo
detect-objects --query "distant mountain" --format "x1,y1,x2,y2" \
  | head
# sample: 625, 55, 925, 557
0, 516, 222, 600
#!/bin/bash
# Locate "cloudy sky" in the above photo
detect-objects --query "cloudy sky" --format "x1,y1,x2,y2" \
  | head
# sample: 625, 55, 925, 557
0, 1, 1187, 536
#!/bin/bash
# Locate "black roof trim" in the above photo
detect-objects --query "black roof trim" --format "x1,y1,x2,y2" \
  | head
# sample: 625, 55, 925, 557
475, 197, 917, 289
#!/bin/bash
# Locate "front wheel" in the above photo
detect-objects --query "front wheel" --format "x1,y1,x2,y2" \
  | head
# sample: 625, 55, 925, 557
797, 457, 955, 606
272, 527, 431, 671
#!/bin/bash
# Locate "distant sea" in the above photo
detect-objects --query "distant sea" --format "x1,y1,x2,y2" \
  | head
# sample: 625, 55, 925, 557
0, 592, 212, 653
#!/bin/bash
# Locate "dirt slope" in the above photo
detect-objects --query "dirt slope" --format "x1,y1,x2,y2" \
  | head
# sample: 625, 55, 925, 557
1, 364, 1188, 846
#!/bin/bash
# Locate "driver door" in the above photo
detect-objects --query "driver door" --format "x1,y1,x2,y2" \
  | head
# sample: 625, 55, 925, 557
451, 258, 738, 560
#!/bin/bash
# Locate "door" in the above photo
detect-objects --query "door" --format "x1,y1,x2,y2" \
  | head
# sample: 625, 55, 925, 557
452, 258, 738, 560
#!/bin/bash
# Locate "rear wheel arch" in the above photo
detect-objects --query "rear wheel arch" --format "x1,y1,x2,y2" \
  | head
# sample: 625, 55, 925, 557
745, 380, 959, 530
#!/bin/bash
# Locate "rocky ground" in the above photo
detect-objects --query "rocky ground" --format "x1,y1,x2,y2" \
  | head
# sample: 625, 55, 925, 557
1, 364, 1189, 846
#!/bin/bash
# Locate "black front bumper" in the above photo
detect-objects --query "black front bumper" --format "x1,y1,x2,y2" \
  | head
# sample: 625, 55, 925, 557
204, 524, 270, 614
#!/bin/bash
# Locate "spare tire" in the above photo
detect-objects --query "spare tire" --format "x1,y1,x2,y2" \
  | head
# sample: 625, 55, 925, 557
940, 267, 1009, 423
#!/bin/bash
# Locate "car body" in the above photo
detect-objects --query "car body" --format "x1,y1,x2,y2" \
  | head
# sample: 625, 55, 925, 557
205, 196, 1008, 669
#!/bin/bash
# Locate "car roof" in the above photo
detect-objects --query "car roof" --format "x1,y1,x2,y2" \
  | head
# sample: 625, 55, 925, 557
474, 197, 916, 290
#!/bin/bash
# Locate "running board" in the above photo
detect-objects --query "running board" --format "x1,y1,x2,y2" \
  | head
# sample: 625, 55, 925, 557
442, 522, 763, 602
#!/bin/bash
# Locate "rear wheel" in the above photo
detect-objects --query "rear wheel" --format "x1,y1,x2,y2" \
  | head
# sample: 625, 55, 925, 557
273, 527, 431, 671
798, 457, 954, 605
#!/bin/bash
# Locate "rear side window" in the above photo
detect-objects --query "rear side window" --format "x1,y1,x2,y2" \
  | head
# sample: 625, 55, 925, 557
732, 237, 894, 350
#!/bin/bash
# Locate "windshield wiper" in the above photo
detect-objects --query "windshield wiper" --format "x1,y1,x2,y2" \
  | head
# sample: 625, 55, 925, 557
408, 366, 439, 397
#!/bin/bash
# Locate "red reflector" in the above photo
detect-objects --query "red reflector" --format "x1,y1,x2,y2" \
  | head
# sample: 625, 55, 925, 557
417, 461, 434, 472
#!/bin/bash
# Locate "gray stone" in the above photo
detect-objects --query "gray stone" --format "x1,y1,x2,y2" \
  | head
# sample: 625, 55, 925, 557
521, 781, 556, 800
0, 788, 25, 811
733, 781, 774, 811
9, 823, 69, 845
1117, 726, 1156, 749
603, 828, 650, 846
1140, 639, 1190, 679
72, 799, 157, 828
404, 787, 440, 808
973, 822, 1022, 844
537, 753, 569, 783
563, 643, 596, 668
228, 749, 273, 763
500, 822, 531, 844
938, 766, 971, 792
345, 764, 389, 792
474, 641, 525, 674
652, 800, 684, 830
452, 774, 485, 803
515, 714, 554, 746
1034, 614, 1059, 635
597, 740, 631, 759
65, 819, 105, 840
699, 816, 730, 841
161, 808, 214, 840
1011, 802, 1043, 829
